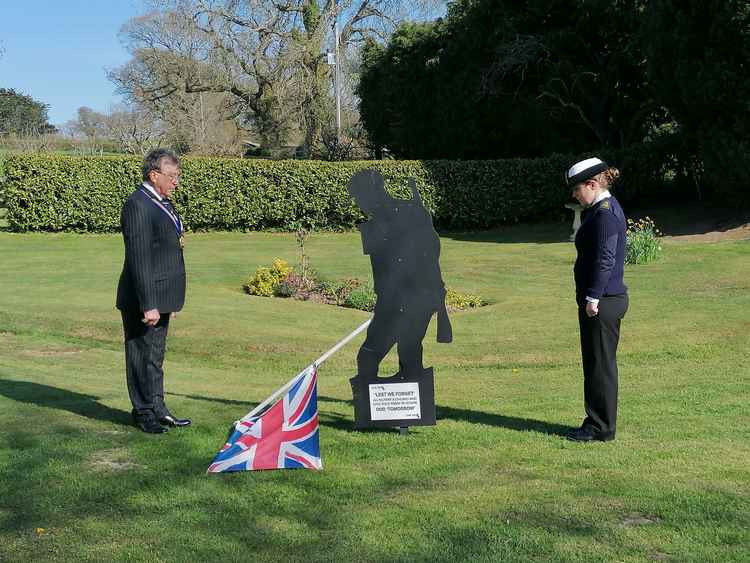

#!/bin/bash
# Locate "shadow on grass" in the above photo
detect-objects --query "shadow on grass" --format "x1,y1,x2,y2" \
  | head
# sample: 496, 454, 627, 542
0, 379, 131, 426
166, 391, 257, 408
627, 200, 750, 237
0, 381, 567, 437
164, 391, 567, 436
435, 405, 569, 436
440, 221, 571, 245
318, 395, 568, 436
165, 391, 398, 433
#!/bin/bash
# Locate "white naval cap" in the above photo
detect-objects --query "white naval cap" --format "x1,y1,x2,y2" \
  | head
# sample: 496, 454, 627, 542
565, 157, 609, 187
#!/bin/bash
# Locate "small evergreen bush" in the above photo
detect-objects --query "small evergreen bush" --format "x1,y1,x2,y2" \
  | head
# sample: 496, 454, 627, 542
245, 258, 488, 313
343, 284, 377, 312
318, 277, 362, 306
243, 259, 292, 296
445, 288, 486, 311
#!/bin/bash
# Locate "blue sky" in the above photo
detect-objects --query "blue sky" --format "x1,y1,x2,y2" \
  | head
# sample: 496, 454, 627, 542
0, 1, 144, 126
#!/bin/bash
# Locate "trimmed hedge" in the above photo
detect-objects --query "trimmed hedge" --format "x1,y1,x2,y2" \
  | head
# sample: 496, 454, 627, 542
0, 146, 668, 232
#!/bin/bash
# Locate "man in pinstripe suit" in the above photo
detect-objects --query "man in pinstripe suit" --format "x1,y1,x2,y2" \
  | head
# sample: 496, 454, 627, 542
117, 149, 191, 433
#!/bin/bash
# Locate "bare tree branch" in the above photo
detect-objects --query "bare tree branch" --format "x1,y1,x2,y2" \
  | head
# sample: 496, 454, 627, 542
111, 0, 444, 154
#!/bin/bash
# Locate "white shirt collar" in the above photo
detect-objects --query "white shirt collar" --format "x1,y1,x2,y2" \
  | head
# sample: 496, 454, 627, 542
591, 190, 611, 207
142, 181, 162, 201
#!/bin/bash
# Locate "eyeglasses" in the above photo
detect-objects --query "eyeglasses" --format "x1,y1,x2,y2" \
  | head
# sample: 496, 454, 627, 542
156, 170, 181, 183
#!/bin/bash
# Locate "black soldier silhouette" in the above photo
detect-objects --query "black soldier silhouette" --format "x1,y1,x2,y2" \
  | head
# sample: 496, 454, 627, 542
348, 169, 452, 405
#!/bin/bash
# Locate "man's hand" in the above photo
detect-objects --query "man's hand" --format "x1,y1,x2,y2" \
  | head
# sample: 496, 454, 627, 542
586, 301, 599, 318
142, 308, 160, 326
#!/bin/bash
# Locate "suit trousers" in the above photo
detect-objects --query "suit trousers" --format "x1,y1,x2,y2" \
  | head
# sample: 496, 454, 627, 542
121, 309, 171, 418
577, 293, 629, 436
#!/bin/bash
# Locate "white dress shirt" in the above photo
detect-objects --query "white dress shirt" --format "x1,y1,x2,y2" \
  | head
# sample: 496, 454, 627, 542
142, 181, 162, 201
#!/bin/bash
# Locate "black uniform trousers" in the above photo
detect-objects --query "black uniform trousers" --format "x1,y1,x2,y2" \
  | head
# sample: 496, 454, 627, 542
121, 308, 171, 419
577, 293, 628, 437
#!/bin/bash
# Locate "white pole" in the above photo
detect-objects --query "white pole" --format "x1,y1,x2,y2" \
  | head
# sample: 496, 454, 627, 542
238, 318, 371, 422
334, 1, 342, 141
313, 317, 371, 367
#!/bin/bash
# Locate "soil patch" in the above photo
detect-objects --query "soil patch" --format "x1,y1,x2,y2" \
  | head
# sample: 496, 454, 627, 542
621, 513, 659, 527
89, 449, 144, 472
664, 222, 750, 243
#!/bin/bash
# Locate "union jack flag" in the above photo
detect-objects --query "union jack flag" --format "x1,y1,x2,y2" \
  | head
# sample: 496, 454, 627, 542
207, 365, 322, 472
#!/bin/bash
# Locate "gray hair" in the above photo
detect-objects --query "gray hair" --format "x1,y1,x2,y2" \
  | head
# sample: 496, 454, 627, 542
142, 148, 180, 182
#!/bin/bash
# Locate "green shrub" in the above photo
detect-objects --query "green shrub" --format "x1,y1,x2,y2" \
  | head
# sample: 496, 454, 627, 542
318, 277, 362, 306
0, 153, 6, 210
243, 258, 292, 296
2, 154, 139, 231
273, 271, 314, 299
625, 217, 663, 265
0, 145, 672, 232
242, 256, 486, 313
274, 280, 296, 298
343, 284, 377, 312
445, 288, 486, 311
244, 267, 277, 297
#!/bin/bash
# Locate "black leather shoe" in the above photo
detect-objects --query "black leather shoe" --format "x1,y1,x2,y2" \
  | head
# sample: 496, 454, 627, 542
159, 414, 191, 427
132, 413, 168, 434
566, 427, 614, 442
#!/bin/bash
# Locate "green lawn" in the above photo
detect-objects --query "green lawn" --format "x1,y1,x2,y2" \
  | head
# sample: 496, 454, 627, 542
0, 226, 748, 562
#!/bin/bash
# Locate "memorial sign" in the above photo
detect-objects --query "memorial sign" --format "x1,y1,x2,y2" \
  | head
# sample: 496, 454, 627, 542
369, 382, 421, 421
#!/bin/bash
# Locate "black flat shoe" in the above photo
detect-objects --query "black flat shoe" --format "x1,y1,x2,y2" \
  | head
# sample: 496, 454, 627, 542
133, 416, 169, 434
159, 414, 191, 427
566, 427, 614, 442
130, 410, 169, 434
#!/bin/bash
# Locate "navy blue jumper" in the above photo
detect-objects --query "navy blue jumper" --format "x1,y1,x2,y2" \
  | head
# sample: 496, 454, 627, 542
574, 195, 627, 301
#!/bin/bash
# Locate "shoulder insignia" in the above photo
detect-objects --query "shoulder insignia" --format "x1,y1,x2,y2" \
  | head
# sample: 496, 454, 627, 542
600, 200, 610, 210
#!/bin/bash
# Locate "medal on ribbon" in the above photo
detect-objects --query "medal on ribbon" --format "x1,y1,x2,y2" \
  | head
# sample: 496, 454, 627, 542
141, 187, 184, 249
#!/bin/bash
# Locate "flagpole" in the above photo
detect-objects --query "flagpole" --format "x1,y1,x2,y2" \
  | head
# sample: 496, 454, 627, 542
313, 317, 371, 367
239, 318, 372, 422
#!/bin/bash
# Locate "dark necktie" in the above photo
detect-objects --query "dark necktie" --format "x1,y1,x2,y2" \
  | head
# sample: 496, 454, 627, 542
161, 199, 182, 234
161, 198, 177, 218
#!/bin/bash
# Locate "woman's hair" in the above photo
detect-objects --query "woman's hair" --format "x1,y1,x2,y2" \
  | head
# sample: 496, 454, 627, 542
594, 167, 620, 189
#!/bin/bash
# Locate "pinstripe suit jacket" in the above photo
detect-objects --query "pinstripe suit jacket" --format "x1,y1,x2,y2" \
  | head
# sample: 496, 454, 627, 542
116, 187, 186, 313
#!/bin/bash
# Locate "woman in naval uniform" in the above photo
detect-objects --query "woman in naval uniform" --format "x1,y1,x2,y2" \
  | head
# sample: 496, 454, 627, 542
565, 157, 628, 442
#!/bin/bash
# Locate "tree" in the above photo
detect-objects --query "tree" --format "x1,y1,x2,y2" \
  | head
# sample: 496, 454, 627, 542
642, 0, 750, 197
107, 104, 166, 155
0, 88, 56, 135
357, 0, 661, 159
111, 44, 247, 156
73, 106, 109, 140
111, 0, 445, 156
